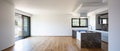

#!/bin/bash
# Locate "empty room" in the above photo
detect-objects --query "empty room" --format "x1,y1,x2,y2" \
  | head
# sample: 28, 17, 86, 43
0, 0, 120, 51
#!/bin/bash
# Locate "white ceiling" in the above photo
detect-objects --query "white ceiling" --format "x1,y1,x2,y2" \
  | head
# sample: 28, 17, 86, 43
13, 0, 108, 14
78, 0, 108, 13
14, 0, 79, 14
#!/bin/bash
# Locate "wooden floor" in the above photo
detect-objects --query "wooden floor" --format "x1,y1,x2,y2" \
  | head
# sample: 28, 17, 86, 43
3, 37, 108, 51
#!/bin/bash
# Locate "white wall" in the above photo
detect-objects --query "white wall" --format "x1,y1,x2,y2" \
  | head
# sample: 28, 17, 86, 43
31, 14, 72, 36
0, 0, 14, 50
31, 11, 89, 36
109, 0, 120, 51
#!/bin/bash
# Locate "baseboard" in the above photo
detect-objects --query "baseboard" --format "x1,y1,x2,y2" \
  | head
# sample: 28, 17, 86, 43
31, 36, 72, 37
2, 44, 14, 51
31, 35, 72, 37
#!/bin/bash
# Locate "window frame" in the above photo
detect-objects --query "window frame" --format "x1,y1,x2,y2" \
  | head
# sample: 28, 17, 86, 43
71, 18, 88, 28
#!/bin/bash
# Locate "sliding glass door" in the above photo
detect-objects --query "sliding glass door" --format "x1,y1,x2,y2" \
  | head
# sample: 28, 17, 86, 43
15, 13, 31, 41
22, 15, 31, 38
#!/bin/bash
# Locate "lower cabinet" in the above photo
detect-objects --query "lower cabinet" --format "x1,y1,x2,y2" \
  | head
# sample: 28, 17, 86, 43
72, 30, 76, 38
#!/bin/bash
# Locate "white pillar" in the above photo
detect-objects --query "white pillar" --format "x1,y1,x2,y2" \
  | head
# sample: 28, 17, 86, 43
0, 0, 14, 50
109, 0, 120, 51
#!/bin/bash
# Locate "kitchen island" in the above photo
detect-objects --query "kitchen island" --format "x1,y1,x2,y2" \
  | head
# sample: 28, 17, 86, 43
72, 30, 101, 48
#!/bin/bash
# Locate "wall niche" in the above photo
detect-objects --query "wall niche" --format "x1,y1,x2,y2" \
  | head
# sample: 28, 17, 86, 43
96, 13, 108, 31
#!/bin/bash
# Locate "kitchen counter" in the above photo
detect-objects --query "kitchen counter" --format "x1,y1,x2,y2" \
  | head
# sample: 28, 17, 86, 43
73, 30, 101, 48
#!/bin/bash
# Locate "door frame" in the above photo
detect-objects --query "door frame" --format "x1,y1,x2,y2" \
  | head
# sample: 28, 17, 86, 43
22, 15, 31, 38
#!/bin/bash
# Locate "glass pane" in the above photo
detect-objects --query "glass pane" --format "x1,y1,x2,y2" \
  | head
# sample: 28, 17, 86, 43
24, 17, 28, 32
73, 19, 79, 26
23, 16, 30, 38
80, 18, 87, 26
103, 19, 107, 24
15, 14, 22, 38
